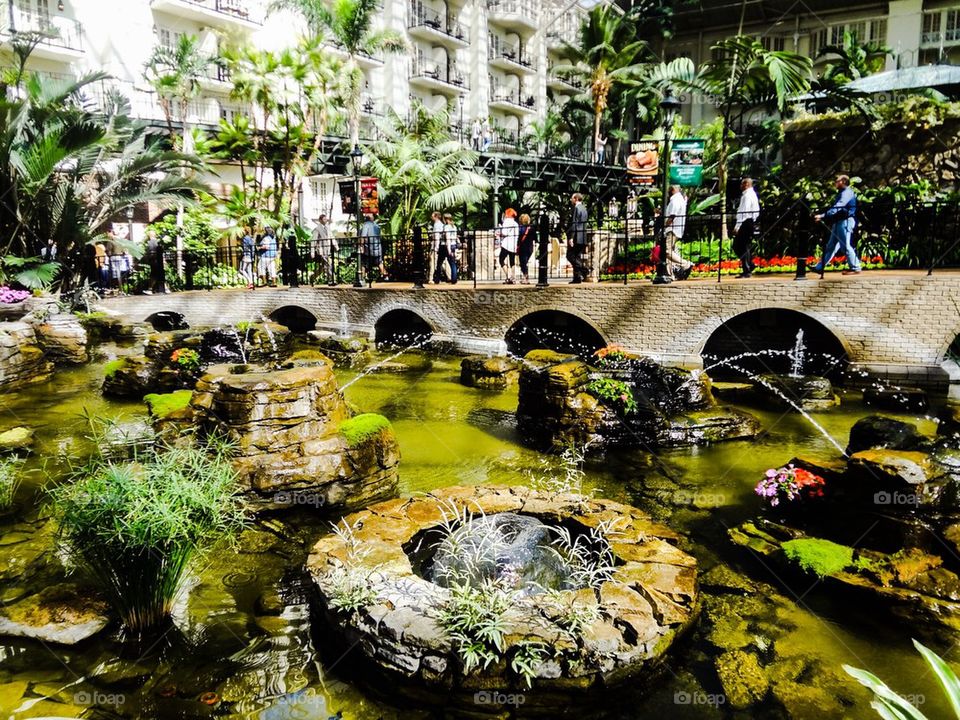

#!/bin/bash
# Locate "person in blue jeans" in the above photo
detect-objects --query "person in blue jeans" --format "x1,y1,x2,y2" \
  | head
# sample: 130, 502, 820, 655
812, 175, 861, 275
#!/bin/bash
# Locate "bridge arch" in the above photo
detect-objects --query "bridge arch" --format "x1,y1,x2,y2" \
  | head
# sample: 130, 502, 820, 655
700, 307, 849, 380
504, 309, 607, 359
267, 305, 317, 333
374, 308, 434, 349
144, 310, 189, 331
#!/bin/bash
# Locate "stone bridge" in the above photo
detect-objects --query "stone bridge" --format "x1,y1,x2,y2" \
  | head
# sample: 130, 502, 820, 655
98, 271, 960, 391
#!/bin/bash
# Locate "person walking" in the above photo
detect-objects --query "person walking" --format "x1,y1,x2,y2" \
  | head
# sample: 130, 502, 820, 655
310, 215, 337, 284
566, 193, 589, 283
430, 211, 446, 283
496, 208, 519, 284
442, 213, 459, 284
481, 118, 492, 152
143, 229, 165, 294
517, 213, 535, 284
664, 185, 693, 280
239, 227, 255, 288
595, 134, 607, 164
41, 238, 56, 263
360, 214, 386, 281
258, 226, 279, 286
733, 178, 760, 278
470, 118, 482, 151
812, 175, 860, 275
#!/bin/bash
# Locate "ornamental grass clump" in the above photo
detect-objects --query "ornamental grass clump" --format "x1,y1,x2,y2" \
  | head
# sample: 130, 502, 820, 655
0, 458, 23, 510
50, 443, 247, 634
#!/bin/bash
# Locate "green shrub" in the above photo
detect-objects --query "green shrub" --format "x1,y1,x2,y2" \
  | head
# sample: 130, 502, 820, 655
782, 538, 857, 577
50, 443, 247, 634
339, 414, 392, 447
143, 390, 193, 419
103, 359, 127, 379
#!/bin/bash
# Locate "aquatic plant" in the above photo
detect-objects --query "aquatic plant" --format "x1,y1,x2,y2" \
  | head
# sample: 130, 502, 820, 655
50, 441, 247, 634
592, 344, 630, 367
756, 464, 825, 507
546, 519, 619, 590
845, 639, 960, 719
324, 519, 382, 615
510, 640, 549, 689
438, 576, 512, 674
103, 358, 126, 379
0, 458, 23, 510
529, 443, 590, 499
586, 377, 638, 415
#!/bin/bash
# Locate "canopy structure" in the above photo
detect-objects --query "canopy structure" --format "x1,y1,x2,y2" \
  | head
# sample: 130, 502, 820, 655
844, 65, 960, 97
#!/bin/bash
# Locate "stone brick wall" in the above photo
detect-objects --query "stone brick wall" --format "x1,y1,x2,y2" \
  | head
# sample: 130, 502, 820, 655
98, 273, 960, 389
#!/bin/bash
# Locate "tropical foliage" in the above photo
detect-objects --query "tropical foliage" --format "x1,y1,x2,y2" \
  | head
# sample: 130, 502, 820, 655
0, 45, 204, 287
817, 30, 892, 86
366, 103, 489, 236
50, 425, 247, 634
145, 34, 213, 151
271, 0, 406, 145
845, 639, 960, 719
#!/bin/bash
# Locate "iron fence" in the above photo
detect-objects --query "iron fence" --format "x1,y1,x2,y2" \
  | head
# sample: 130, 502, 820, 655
71, 200, 960, 296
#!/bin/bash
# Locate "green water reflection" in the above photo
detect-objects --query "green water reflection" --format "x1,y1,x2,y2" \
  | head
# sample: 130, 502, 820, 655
0, 350, 952, 719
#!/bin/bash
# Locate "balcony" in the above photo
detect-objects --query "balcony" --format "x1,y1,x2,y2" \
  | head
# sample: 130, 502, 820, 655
546, 63, 581, 93
488, 41, 535, 74
408, 6, 469, 50
489, 87, 536, 115
487, 0, 538, 35
409, 58, 469, 95
198, 64, 232, 93
921, 10, 960, 48
546, 11, 584, 50
0, 9, 83, 61
149, 0, 263, 29
326, 42, 382, 69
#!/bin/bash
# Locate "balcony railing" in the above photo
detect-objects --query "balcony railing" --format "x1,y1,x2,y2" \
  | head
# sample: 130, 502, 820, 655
490, 87, 535, 110
410, 59, 470, 89
408, 5, 467, 43
204, 64, 232, 84
0, 8, 83, 52
184, 0, 258, 21
488, 41, 533, 69
361, 94, 384, 116
487, 0, 539, 23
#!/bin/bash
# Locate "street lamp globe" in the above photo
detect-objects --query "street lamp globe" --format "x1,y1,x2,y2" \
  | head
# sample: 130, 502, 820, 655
350, 143, 364, 173
660, 93, 681, 127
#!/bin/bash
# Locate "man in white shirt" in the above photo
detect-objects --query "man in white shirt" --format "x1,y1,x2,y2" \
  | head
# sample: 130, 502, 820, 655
665, 185, 692, 280
310, 215, 337, 284
430, 211, 447, 283
733, 178, 760, 278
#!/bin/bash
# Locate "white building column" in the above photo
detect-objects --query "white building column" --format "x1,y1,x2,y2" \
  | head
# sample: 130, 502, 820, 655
887, 0, 924, 69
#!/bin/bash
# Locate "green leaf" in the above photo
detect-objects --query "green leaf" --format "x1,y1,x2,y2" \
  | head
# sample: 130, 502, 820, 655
914, 640, 960, 718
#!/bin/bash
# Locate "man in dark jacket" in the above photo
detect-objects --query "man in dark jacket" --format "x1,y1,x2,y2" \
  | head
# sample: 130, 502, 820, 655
566, 193, 589, 283
812, 175, 860, 275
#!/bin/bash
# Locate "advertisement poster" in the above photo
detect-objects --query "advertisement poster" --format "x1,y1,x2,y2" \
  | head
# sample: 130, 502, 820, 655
669, 138, 706, 186
625, 140, 659, 186
339, 178, 380, 216
360, 177, 379, 216
338, 179, 356, 216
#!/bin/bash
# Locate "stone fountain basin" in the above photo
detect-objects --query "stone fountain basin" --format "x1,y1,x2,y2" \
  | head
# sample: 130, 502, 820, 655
307, 486, 700, 709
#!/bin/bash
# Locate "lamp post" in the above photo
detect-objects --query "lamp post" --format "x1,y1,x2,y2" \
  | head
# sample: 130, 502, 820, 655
653, 92, 681, 286
126, 206, 134, 243
350, 143, 364, 288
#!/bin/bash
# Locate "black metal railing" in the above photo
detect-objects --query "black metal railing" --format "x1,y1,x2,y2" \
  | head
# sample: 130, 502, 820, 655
410, 59, 469, 89
408, 6, 467, 42
67, 200, 960, 296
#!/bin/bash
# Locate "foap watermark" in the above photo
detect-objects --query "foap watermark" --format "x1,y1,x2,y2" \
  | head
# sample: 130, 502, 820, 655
473, 291, 525, 307
273, 490, 324, 508
474, 691, 526, 707
74, 691, 126, 708
674, 691, 726, 706
874, 491, 920, 507
658, 490, 727, 507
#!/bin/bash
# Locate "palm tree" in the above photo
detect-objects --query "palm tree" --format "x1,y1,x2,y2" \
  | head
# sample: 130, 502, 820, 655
271, 0, 406, 145
0, 71, 204, 284
366, 103, 489, 237
817, 30, 892, 85
145, 35, 213, 151
556, 5, 647, 159
648, 37, 811, 236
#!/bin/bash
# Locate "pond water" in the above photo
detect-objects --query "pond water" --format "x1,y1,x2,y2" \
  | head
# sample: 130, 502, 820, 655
0, 348, 954, 719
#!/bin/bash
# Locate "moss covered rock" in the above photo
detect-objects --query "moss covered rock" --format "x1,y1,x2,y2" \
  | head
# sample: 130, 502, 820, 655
0, 584, 109, 645
460, 355, 521, 390
144, 390, 194, 419
340, 413, 392, 447
0, 427, 33, 454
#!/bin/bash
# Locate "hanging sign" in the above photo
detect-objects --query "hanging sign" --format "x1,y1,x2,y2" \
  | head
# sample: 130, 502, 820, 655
626, 140, 659, 186
338, 179, 356, 215
360, 177, 379, 216
669, 138, 706, 186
